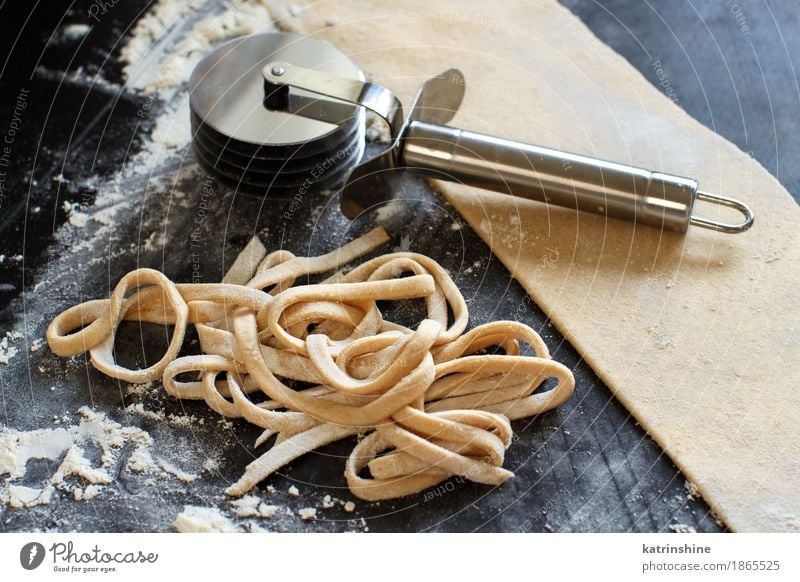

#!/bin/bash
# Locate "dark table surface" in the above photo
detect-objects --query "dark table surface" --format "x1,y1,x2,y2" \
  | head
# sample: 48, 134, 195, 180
0, 0, 797, 532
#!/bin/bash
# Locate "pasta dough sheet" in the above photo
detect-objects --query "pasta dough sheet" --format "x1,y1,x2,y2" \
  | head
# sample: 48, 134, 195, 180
276, 0, 800, 531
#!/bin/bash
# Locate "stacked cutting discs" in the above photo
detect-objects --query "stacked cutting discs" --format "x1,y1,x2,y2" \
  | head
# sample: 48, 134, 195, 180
189, 33, 365, 195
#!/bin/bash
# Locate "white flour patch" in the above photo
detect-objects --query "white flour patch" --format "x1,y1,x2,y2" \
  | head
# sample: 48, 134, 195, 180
150, 95, 192, 150
0, 332, 21, 364
73, 484, 102, 501
202, 456, 221, 472
126, 381, 155, 397
297, 507, 317, 520
374, 201, 405, 225
34, 65, 120, 95
0, 407, 196, 509
6, 484, 55, 508
60, 23, 92, 42
125, 403, 166, 422
168, 412, 204, 426
62, 201, 90, 228
229, 495, 278, 518
158, 458, 198, 483
126, 447, 160, 474
393, 234, 413, 253
173, 505, 240, 532
647, 324, 673, 349
121, 0, 278, 94
51, 446, 113, 486
119, 0, 202, 84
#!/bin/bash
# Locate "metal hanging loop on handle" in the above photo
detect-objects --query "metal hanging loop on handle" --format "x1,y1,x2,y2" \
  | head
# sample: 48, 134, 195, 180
689, 191, 754, 233
263, 61, 755, 235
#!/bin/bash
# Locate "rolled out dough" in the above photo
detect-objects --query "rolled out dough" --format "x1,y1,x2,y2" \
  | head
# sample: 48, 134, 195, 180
275, 0, 800, 531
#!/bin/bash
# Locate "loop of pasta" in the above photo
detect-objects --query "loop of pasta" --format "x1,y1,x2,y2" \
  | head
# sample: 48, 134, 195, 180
47, 226, 575, 501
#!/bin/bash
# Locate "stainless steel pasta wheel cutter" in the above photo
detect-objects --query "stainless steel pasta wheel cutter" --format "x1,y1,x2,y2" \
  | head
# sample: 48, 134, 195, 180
189, 32, 754, 234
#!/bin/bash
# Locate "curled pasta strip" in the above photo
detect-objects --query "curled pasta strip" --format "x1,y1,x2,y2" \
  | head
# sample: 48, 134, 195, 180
47, 226, 576, 501
262, 276, 436, 355
233, 308, 437, 427
47, 269, 189, 383
339, 252, 468, 344
247, 227, 390, 292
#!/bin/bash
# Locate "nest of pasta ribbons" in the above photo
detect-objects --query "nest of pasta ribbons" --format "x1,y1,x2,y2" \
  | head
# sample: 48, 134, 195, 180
46, 227, 575, 501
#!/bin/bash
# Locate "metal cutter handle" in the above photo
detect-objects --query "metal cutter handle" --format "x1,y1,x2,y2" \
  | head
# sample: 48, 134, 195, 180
263, 63, 754, 234
402, 122, 752, 233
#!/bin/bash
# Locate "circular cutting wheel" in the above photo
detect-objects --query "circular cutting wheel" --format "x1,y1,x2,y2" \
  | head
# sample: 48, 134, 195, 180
189, 32, 366, 195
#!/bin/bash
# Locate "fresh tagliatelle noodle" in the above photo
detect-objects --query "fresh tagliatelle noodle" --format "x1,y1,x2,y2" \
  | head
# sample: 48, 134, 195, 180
46, 227, 575, 501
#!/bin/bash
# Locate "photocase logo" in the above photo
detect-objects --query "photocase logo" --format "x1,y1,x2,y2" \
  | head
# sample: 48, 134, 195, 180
19, 542, 46, 570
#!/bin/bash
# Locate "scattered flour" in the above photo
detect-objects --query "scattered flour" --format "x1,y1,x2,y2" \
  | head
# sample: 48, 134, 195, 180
669, 523, 697, 534
202, 456, 220, 472
126, 381, 155, 397
297, 507, 317, 520
35, 65, 119, 95
62, 201, 90, 228
287, 484, 299, 496
125, 403, 204, 427
51, 446, 113, 486
158, 458, 198, 483
344, 501, 356, 513
126, 447, 160, 474
168, 412, 203, 426
60, 23, 92, 42
125, 403, 166, 422
6, 484, 55, 508
119, 0, 202, 85
230, 495, 279, 518
647, 324, 673, 349
374, 200, 405, 225
173, 505, 240, 532
0, 407, 154, 507
91, 206, 119, 227
149, 96, 192, 150
1, 407, 198, 509
0, 332, 20, 364
392, 234, 413, 253
73, 484, 102, 501
120, 0, 279, 94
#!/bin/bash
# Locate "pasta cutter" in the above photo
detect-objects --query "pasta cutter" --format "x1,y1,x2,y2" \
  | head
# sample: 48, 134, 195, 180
189, 32, 754, 234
